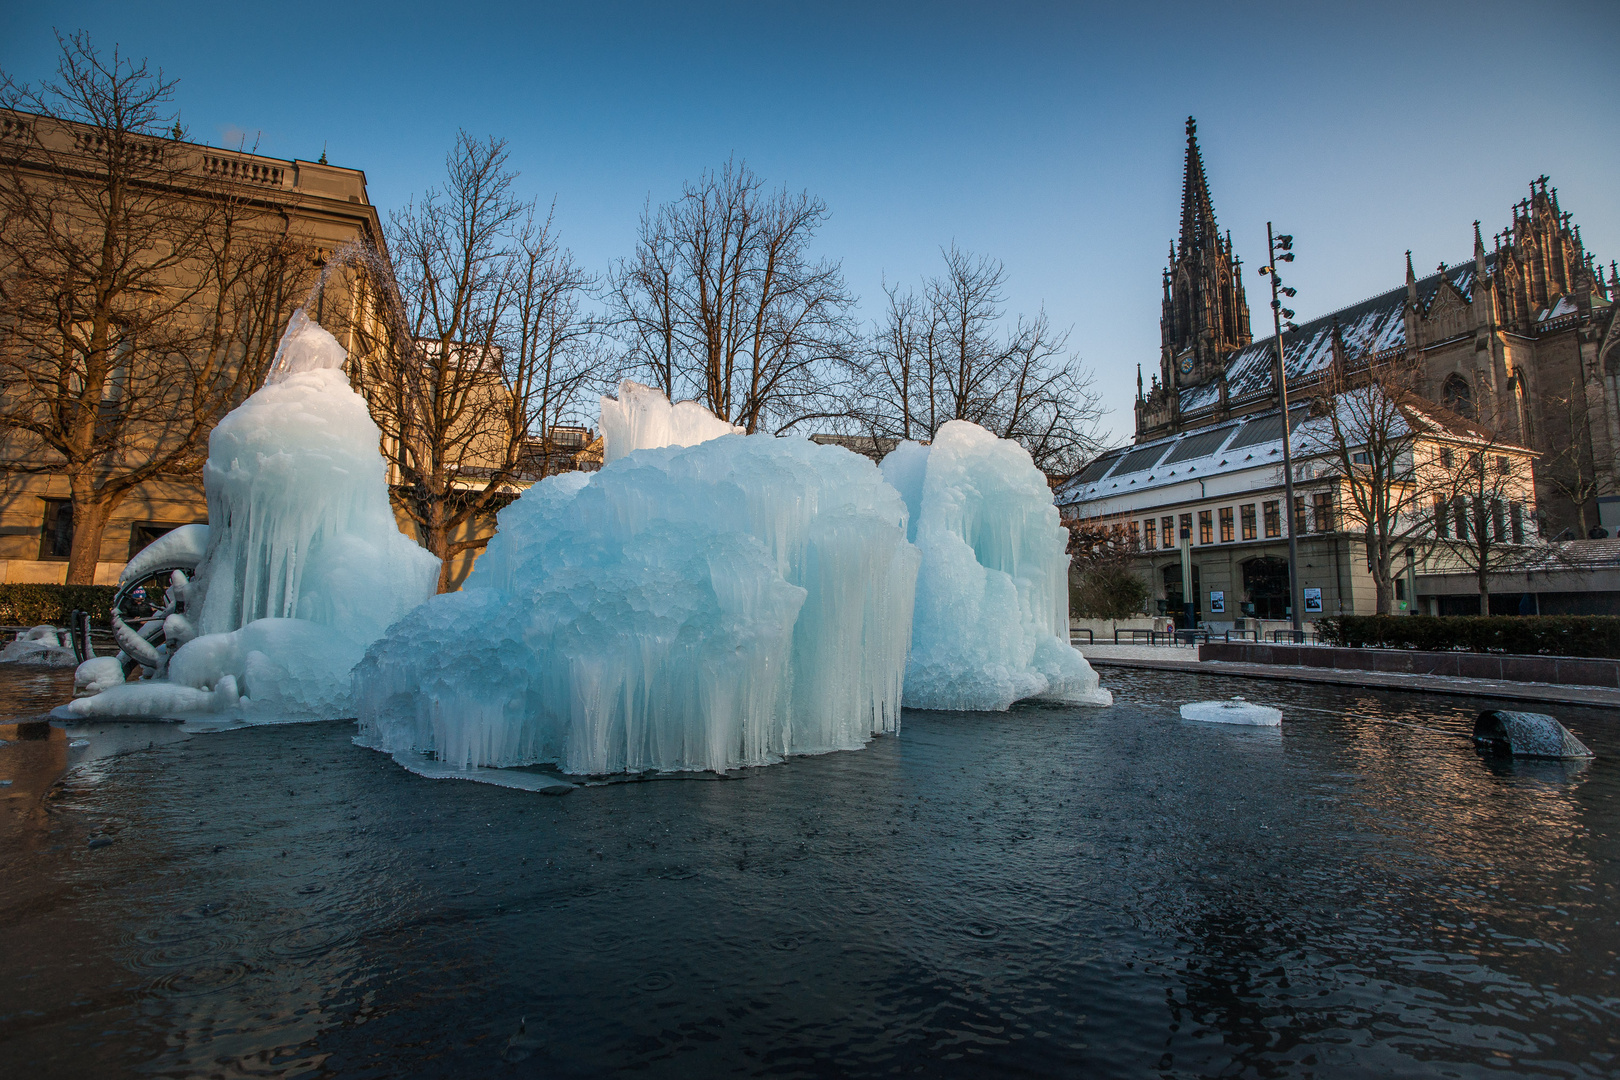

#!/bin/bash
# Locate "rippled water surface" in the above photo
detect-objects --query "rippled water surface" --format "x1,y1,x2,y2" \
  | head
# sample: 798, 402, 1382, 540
2, 666, 1617, 1078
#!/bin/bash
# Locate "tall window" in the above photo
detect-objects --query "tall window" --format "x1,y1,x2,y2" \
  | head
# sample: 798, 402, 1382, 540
1443, 373, 1474, 419
1161, 516, 1174, 548
1143, 518, 1156, 549
1240, 503, 1256, 540
1179, 512, 1193, 545
1198, 510, 1213, 545
1293, 496, 1307, 535
1263, 500, 1280, 538
1219, 507, 1234, 543
1434, 497, 1450, 538
1127, 520, 1140, 549
1492, 500, 1506, 542
1510, 502, 1524, 544
1454, 497, 1470, 541
1312, 492, 1335, 532
39, 499, 72, 560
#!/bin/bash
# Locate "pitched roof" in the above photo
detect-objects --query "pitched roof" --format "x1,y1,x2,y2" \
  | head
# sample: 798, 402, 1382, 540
1177, 256, 1496, 417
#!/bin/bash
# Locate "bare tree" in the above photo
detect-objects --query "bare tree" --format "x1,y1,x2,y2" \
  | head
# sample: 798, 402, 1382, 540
1540, 376, 1600, 536
608, 159, 855, 433
348, 135, 597, 592
509, 207, 601, 478
850, 245, 1104, 475
1297, 352, 1433, 614
0, 33, 313, 583
1427, 421, 1539, 615
1065, 520, 1150, 619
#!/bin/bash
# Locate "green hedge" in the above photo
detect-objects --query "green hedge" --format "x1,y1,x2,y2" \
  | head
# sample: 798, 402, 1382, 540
1316, 615, 1620, 658
0, 584, 117, 627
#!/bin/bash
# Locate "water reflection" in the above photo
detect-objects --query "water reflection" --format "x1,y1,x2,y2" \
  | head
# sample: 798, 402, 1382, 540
0, 667, 1616, 1077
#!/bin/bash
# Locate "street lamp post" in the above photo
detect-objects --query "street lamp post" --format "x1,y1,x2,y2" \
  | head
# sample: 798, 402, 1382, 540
1259, 223, 1304, 638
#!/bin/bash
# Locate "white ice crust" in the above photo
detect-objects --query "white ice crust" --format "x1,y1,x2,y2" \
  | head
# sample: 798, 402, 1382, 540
599, 379, 743, 465
63, 311, 438, 720
356, 383, 919, 775
119, 523, 209, 586
1179, 698, 1282, 726
881, 421, 1111, 711
0, 625, 77, 667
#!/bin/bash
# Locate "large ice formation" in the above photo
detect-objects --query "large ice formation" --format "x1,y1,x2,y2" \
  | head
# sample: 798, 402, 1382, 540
881, 421, 1110, 711
63, 310, 438, 720
355, 383, 919, 775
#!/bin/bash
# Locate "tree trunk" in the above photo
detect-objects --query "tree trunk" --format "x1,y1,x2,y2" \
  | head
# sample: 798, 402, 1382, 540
1373, 574, 1394, 615
65, 474, 114, 585
1477, 573, 1491, 616
419, 498, 455, 594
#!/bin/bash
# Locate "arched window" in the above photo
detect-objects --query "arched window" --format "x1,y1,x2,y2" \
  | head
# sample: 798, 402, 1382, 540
1442, 373, 1474, 419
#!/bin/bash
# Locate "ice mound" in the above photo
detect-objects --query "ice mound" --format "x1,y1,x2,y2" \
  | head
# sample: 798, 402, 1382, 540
599, 379, 744, 465
881, 421, 1110, 711
0, 625, 77, 667
1180, 697, 1282, 726
64, 310, 438, 720
355, 386, 919, 775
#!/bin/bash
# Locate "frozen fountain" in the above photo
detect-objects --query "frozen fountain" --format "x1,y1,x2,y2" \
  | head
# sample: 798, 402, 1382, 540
61, 307, 1111, 769
61, 310, 439, 720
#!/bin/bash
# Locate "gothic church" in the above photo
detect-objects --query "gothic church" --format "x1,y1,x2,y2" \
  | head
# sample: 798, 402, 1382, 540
1134, 118, 1619, 534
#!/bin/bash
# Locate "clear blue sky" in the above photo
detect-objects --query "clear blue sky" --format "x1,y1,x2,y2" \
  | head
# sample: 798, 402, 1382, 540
4, 1, 1617, 446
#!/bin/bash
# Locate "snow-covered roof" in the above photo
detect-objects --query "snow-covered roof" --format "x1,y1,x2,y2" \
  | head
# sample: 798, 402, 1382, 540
1059, 382, 1518, 516
1539, 294, 1577, 321
1057, 404, 1307, 507
1178, 256, 1493, 417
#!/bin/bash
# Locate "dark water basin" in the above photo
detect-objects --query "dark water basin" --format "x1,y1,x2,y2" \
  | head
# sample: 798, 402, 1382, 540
1, 666, 1616, 1077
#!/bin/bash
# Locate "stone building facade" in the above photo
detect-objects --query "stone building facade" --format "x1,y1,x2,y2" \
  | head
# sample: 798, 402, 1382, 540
1134, 120, 1616, 536
0, 109, 389, 585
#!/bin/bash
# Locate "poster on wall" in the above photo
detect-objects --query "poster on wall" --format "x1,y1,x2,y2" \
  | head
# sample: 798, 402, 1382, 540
1303, 587, 1323, 612
1209, 590, 1225, 613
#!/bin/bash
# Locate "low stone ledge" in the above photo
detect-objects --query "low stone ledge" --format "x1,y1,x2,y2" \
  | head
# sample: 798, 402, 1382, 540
1197, 642, 1620, 688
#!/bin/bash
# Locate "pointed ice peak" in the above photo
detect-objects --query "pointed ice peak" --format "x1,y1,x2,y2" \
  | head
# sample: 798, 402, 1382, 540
266, 308, 347, 384
599, 380, 743, 465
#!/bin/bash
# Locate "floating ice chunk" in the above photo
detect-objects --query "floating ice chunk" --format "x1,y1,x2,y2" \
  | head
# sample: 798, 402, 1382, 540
356, 400, 919, 777
881, 421, 1110, 711
599, 379, 743, 465
1180, 697, 1282, 726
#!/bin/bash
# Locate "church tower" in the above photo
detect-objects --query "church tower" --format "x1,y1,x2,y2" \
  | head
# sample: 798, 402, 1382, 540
1160, 118, 1251, 391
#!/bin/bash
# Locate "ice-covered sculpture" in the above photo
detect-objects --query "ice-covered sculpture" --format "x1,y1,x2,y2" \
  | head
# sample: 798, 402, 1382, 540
62, 310, 439, 720
355, 383, 919, 775
881, 421, 1110, 711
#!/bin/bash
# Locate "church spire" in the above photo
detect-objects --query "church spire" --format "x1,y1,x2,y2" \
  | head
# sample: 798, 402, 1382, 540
1159, 117, 1251, 399
1178, 117, 1217, 255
